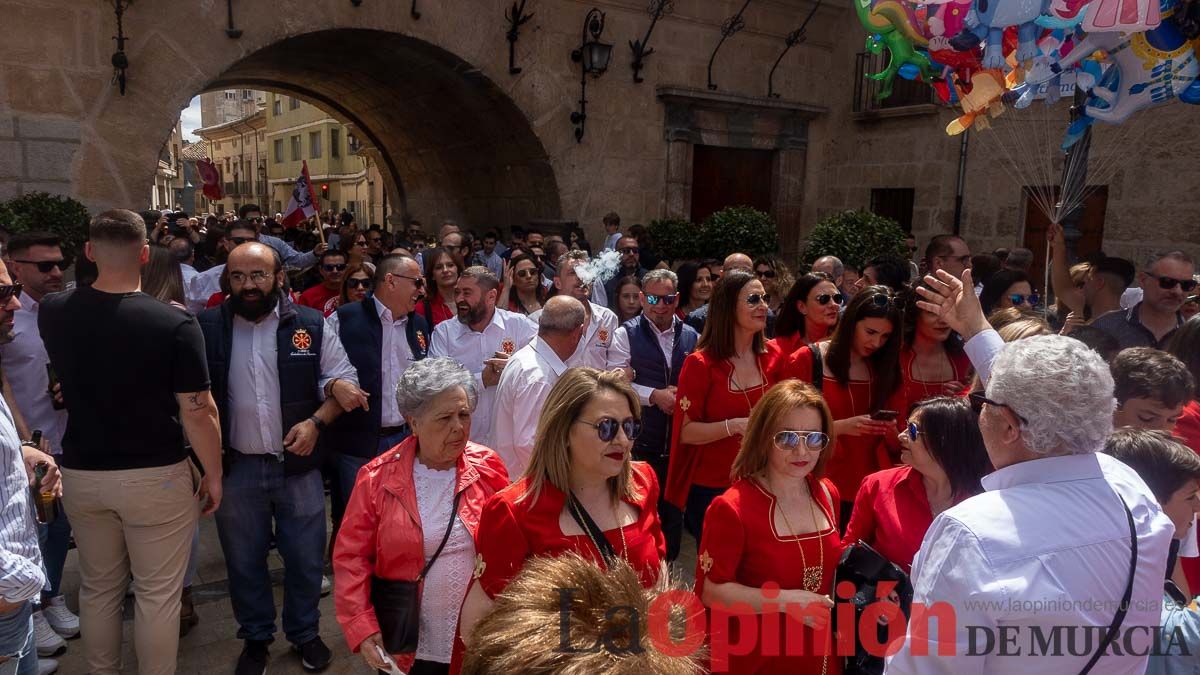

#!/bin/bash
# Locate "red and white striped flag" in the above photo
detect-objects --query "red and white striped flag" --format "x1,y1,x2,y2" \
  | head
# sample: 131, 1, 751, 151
280, 160, 320, 228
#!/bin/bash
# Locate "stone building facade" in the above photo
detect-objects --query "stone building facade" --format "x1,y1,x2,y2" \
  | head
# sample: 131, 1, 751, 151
0, 0, 1195, 268
193, 110, 268, 216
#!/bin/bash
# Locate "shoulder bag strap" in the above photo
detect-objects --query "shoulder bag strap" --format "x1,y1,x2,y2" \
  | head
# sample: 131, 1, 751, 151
810, 342, 825, 393
1079, 495, 1137, 675
416, 490, 463, 581
566, 493, 618, 562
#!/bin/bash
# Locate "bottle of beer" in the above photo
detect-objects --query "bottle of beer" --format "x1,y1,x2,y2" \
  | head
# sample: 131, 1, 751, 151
46, 364, 65, 411
29, 431, 57, 525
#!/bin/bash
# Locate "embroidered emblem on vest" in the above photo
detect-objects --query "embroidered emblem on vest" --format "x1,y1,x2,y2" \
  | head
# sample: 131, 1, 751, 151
292, 328, 313, 352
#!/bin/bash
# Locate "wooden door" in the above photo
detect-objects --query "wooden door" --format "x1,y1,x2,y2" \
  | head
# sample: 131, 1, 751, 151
1022, 186, 1108, 292
690, 145, 773, 224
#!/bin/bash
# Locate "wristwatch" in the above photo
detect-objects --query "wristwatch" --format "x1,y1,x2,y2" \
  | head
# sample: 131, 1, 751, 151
308, 416, 327, 432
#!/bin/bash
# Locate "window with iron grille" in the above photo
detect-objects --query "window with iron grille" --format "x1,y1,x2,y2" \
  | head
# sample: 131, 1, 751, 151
853, 52, 936, 113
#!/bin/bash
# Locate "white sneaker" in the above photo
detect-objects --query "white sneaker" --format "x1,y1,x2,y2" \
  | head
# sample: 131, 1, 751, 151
42, 597, 79, 638
320, 575, 332, 597
37, 658, 58, 675
32, 610, 65, 657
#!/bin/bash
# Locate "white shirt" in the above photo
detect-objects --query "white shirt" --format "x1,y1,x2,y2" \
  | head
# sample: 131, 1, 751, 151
412, 461, 474, 663
1121, 286, 1143, 310
0, 299, 67, 454
529, 301, 617, 370
187, 263, 223, 314
0, 395, 45, 603
228, 306, 358, 455
603, 232, 622, 252
180, 263, 198, 296
607, 317, 677, 406
429, 308, 536, 444
325, 297, 412, 428
489, 338, 569, 477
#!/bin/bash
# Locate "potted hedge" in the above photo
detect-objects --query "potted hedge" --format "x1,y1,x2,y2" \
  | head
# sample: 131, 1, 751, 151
0, 192, 90, 257
649, 206, 780, 262
801, 210, 908, 270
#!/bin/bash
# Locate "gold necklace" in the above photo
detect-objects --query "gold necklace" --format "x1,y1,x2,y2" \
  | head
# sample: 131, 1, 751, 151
768, 476, 825, 593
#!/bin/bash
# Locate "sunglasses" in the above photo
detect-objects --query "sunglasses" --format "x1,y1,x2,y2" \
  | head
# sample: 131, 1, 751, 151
322, 263, 348, 273
968, 392, 1028, 424
0, 283, 22, 302
905, 422, 922, 442
815, 293, 844, 306
228, 236, 255, 246
13, 259, 68, 274
745, 293, 771, 307
619, 247, 640, 255
1153, 275, 1199, 292
515, 268, 540, 279
1008, 293, 1040, 307
392, 273, 426, 288
869, 294, 895, 308
347, 278, 373, 290
773, 430, 830, 451
756, 269, 777, 279
936, 254, 972, 266
576, 417, 642, 442
645, 293, 678, 306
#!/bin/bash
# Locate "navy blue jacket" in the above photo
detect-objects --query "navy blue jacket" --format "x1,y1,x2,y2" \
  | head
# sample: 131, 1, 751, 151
624, 315, 698, 456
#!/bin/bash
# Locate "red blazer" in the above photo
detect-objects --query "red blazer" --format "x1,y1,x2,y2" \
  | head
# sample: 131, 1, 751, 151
332, 437, 509, 672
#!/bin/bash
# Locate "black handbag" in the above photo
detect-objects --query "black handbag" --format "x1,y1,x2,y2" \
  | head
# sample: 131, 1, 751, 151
370, 491, 462, 654
1079, 495, 1138, 675
832, 540, 914, 675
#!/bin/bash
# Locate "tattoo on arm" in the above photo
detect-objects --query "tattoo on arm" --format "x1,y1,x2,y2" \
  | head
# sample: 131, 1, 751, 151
185, 393, 205, 412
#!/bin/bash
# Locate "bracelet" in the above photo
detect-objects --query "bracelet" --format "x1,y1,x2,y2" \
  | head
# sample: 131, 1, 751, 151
324, 378, 339, 398
724, 419, 731, 437
308, 416, 327, 432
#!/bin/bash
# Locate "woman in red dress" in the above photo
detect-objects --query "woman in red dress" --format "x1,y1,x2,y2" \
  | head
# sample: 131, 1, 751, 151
770, 272, 842, 357
458, 368, 666, 646
898, 285, 973, 410
776, 286, 904, 524
1168, 320, 1200, 590
696, 380, 841, 674
415, 247, 462, 326
843, 396, 992, 573
666, 270, 781, 540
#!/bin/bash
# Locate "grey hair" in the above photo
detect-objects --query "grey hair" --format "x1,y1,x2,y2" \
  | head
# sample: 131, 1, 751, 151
642, 269, 678, 289
556, 250, 589, 277
988, 334, 1115, 457
395, 357, 479, 417
1144, 250, 1195, 271
813, 255, 844, 278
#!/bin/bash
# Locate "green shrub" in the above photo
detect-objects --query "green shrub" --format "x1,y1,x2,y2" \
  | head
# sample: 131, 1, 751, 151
0, 192, 90, 257
647, 218, 702, 262
802, 210, 908, 270
649, 206, 780, 262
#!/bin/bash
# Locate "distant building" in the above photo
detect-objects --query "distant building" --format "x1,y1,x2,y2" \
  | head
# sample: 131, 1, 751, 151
200, 89, 266, 128
151, 119, 184, 210
193, 108, 267, 216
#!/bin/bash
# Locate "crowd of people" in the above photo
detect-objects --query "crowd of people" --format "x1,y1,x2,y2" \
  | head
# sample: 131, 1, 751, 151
0, 202, 1196, 675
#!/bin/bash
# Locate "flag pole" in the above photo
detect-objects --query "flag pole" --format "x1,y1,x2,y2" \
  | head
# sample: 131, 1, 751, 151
316, 215, 326, 245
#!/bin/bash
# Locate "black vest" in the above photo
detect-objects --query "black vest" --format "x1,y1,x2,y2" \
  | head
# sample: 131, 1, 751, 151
197, 299, 326, 476
324, 295, 429, 458
625, 315, 698, 455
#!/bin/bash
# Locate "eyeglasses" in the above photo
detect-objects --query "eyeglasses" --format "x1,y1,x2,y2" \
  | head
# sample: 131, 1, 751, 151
13, 259, 67, 274
936, 254, 973, 267
322, 263, 348, 273
354, 240, 367, 247
515, 268, 539, 279
228, 271, 270, 285
1152, 275, 1199, 292
815, 293, 844, 306
619, 247, 640, 255
968, 392, 1028, 424
756, 269, 777, 279
347, 278, 373, 290
0, 284, 22, 302
575, 417, 642, 442
228, 236, 255, 246
368, 236, 382, 243
745, 293, 771, 307
773, 430, 830, 451
645, 293, 678, 306
905, 422, 922, 442
869, 294, 895, 308
1008, 293, 1040, 307
391, 273, 426, 288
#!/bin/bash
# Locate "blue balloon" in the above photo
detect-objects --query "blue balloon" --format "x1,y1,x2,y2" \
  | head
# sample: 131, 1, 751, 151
898, 63, 921, 80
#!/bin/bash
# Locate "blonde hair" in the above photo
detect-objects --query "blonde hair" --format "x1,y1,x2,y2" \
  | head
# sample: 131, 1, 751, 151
731, 380, 835, 481
1069, 262, 1092, 286
462, 553, 705, 674
997, 317, 1051, 342
520, 368, 642, 505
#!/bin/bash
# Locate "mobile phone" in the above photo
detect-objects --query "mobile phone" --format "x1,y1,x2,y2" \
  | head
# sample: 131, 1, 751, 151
870, 410, 899, 422
374, 644, 403, 675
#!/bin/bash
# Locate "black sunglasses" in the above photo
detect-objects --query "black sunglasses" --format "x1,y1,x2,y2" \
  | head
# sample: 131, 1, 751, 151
619, 247, 640, 255
515, 268, 539, 279
392, 273, 426, 288
576, 417, 642, 442
13, 259, 68, 274
347, 278, 373, 289
869, 293, 895, 308
756, 269, 777, 279
645, 293, 678, 306
968, 392, 1027, 424
322, 263, 348, 273
745, 293, 771, 307
815, 293, 844, 305
1154, 275, 1199, 292
0, 283, 22, 302
228, 236, 255, 246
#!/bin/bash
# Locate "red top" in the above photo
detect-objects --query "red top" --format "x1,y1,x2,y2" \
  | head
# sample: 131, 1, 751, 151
842, 466, 969, 574
665, 344, 782, 509
1175, 401, 1200, 592
473, 461, 666, 598
776, 345, 902, 504
205, 291, 225, 308
695, 474, 843, 674
415, 293, 456, 326
768, 333, 805, 358
298, 284, 340, 317
899, 348, 973, 412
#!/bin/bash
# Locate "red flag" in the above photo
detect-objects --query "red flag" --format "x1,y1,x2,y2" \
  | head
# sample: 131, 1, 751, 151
280, 160, 320, 228
195, 158, 223, 201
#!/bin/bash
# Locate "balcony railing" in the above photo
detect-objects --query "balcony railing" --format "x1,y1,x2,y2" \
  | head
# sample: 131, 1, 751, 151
255, 180, 267, 196
853, 51, 939, 113
223, 181, 236, 195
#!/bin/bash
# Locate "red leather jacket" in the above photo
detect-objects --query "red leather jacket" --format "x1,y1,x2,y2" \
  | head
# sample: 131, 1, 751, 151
332, 436, 509, 671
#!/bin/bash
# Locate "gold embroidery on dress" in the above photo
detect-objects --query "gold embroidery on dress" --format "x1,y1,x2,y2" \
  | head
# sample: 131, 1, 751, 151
699, 550, 713, 574
679, 396, 691, 412
473, 553, 486, 579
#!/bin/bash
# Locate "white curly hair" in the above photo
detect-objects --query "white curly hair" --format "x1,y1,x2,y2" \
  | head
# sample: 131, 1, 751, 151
987, 334, 1116, 456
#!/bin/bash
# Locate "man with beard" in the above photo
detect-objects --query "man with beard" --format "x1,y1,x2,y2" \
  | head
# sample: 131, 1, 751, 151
1094, 251, 1196, 350
197, 242, 364, 675
603, 235, 649, 313
529, 250, 618, 370
430, 267, 536, 445
39, 209, 221, 675
0, 232, 79, 658
298, 250, 347, 317
322, 254, 430, 520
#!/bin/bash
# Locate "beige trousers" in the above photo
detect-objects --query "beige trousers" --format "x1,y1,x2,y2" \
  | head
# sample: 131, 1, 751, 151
61, 460, 198, 675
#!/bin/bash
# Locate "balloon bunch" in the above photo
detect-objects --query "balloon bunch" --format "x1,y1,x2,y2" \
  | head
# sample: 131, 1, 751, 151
853, 0, 1200, 146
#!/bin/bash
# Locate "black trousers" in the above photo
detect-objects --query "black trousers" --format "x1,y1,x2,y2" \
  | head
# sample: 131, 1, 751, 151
633, 449, 684, 562
381, 659, 449, 675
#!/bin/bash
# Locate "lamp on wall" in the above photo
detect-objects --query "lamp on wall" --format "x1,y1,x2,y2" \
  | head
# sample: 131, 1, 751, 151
569, 8, 612, 143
